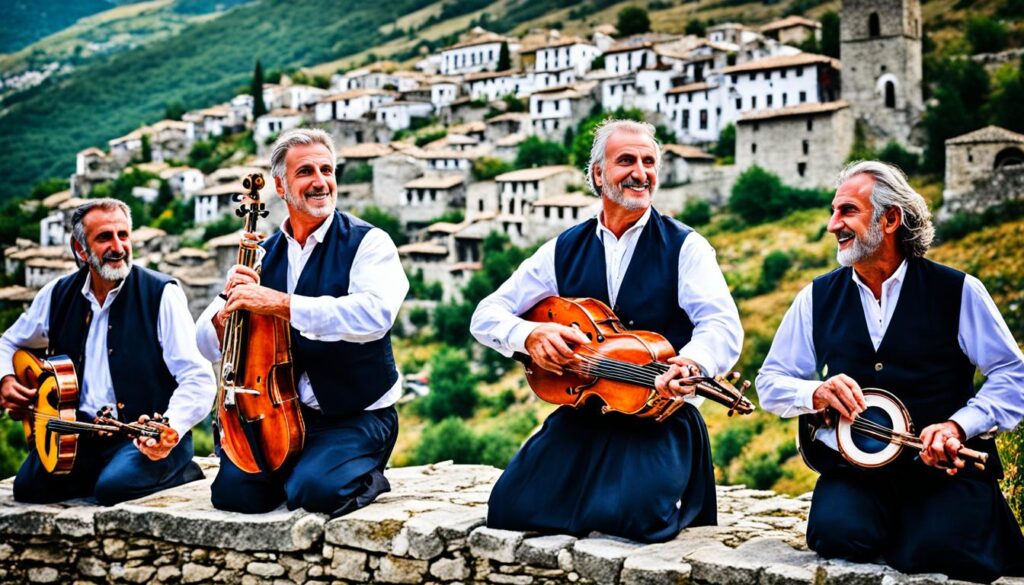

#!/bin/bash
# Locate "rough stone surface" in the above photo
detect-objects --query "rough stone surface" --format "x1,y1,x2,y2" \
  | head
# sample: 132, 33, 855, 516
0, 459, 998, 584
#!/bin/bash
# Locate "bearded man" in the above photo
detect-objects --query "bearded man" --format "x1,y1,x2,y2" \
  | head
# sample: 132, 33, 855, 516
0, 198, 216, 505
756, 161, 1024, 581
470, 119, 742, 542
196, 128, 408, 517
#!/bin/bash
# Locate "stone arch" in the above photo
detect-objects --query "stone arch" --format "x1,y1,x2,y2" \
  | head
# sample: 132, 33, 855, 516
869, 13, 881, 38
875, 74, 900, 108
994, 147, 1024, 170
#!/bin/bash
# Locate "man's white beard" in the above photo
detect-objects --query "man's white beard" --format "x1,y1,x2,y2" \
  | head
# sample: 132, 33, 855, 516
284, 179, 335, 219
836, 219, 884, 267
604, 177, 655, 211
88, 249, 132, 282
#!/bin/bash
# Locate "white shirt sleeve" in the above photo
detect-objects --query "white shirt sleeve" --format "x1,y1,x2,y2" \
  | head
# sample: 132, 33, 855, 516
754, 283, 823, 418
675, 234, 743, 376
195, 295, 225, 363
949, 275, 1024, 439
157, 284, 218, 439
0, 279, 59, 380
470, 238, 559, 357
289, 228, 409, 343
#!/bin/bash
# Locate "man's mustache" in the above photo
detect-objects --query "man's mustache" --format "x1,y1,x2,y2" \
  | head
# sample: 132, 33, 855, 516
620, 178, 650, 189
103, 251, 129, 263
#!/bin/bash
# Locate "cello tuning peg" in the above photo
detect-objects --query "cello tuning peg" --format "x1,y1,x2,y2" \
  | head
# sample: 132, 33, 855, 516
253, 175, 265, 189
235, 208, 246, 218
242, 178, 252, 190
741, 380, 751, 391
260, 211, 269, 218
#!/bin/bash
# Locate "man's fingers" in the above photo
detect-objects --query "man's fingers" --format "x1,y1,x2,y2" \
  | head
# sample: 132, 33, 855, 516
547, 335, 576, 360
558, 325, 589, 345
826, 394, 854, 421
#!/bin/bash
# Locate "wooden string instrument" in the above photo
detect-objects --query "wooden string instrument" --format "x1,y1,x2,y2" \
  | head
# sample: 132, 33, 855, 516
518, 297, 755, 421
797, 387, 988, 472
11, 349, 169, 474
215, 173, 304, 474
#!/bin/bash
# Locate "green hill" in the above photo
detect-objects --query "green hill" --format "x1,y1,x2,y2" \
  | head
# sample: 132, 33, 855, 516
0, 0, 125, 54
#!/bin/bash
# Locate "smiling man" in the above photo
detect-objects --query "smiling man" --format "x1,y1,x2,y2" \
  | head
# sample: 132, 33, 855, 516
196, 128, 408, 517
756, 160, 1024, 581
0, 199, 216, 505
470, 119, 742, 542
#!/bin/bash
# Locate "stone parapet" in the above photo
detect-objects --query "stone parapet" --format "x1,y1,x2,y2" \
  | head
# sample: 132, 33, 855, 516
1, 458, 1021, 584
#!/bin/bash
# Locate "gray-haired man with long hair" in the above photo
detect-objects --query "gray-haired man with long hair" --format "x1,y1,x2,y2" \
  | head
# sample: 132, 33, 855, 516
196, 128, 409, 517
756, 161, 1024, 581
471, 119, 742, 542
0, 198, 216, 505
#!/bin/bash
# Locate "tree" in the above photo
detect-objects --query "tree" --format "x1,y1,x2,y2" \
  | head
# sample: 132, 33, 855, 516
677, 199, 711, 227
164, 101, 186, 121
684, 19, 706, 37
616, 6, 651, 37
139, 134, 152, 164
417, 348, 479, 421
516, 136, 569, 168
358, 206, 407, 245
497, 41, 511, 71
729, 166, 829, 224
966, 16, 1008, 54
251, 59, 267, 121
820, 11, 840, 59
989, 57, 1024, 134
713, 123, 736, 162
923, 58, 990, 173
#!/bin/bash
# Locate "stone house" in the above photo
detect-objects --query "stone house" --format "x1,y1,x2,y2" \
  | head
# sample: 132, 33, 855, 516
493, 134, 526, 163
440, 30, 508, 76
414, 149, 480, 175
941, 126, 1024, 219
760, 16, 822, 46
314, 89, 394, 123
25, 258, 77, 289
526, 193, 600, 242
4, 245, 65, 280
160, 166, 205, 197
429, 78, 460, 111
369, 148, 427, 210
661, 144, 716, 186
255, 108, 305, 151
665, 82, 722, 144
529, 82, 597, 141
374, 101, 435, 131
399, 174, 467, 231
485, 112, 530, 142
735, 101, 854, 189
464, 70, 526, 102
495, 165, 582, 244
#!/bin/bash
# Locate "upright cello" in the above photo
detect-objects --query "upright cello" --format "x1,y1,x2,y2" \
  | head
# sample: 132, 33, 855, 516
216, 173, 304, 474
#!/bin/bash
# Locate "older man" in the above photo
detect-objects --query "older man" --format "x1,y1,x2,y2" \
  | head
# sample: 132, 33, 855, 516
0, 199, 216, 505
196, 128, 408, 517
471, 119, 742, 542
756, 161, 1024, 581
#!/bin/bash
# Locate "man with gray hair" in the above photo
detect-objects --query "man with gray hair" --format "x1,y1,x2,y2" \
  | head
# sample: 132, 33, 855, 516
471, 119, 742, 542
196, 128, 409, 517
0, 198, 216, 505
756, 161, 1024, 580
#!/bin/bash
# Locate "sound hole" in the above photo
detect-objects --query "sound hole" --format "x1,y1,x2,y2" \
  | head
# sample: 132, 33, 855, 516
852, 406, 892, 454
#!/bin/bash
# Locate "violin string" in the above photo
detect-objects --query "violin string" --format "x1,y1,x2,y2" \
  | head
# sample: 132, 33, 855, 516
564, 354, 739, 404
14, 410, 159, 437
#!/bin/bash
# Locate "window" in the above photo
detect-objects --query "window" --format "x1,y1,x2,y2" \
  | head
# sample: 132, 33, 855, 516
763, 71, 769, 80
544, 207, 550, 218
807, 118, 814, 131
797, 162, 807, 177
782, 93, 788, 106
478, 200, 484, 212
869, 13, 880, 38
802, 139, 809, 155
781, 69, 787, 79
767, 95, 773, 107
751, 96, 757, 109
753, 122, 759, 132
751, 143, 757, 154
683, 110, 690, 129
699, 110, 708, 130
799, 91, 807, 103
735, 97, 742, 110
885, 81, 896, 108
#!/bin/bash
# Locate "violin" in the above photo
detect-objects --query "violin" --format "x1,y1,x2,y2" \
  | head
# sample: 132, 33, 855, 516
518, 297, 755, 421
11, 349, 172, 474
215, 173, 304, 474
797, 387, 989, 472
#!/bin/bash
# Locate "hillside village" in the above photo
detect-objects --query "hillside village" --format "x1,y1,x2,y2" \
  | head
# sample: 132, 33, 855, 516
2, 0, 1023, 328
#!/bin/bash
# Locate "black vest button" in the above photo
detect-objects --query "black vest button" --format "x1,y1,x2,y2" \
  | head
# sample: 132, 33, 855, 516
874, 362, 883, 371
109, 348, 114, 355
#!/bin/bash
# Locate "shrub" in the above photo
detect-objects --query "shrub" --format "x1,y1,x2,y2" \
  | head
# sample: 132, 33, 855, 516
357, 206, 407, 246
756, 250, 793, 294
202, 214, 243, 242
677, 199, 712, 227
729, 166, 830, 225
408, 306, 430, 328
472, 157, 515, 181
616, 6, 651, 36
415, 348, 479, 422
433, 302, 475, 346
341, 162, 373, 184
516, 136, 568, 168
966, 16, 1009, 54
712, 417, 762, 468
415, 129, 448, 147
713, 123, 735, 161
876, 141, 920, 175
412, 418, 482, 464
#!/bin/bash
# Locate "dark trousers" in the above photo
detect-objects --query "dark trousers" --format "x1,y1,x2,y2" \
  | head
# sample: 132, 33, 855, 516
807, 467, 1024, 583
13, 430, 202, 506
488, 402, 717, 543
211, 405, 398, 517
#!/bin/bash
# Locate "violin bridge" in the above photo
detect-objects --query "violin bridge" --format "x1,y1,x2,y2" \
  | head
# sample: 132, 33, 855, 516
223, 385, 261, 406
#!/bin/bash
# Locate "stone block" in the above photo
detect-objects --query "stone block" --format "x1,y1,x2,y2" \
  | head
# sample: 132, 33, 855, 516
77, 557, 108, 579
181, 562, 218, 583
516, 534, 577, 569
324, 502, 411, 553
246, 562, 285, 578
819, 558, 899, 584
405, 506, 487, 559
103, 538, 127, 559
55, 508, 97, 537
120, 566, 156, 583
620, 543, 692, 585
156, 566, 181, 582
20, 546, 68, 564
27, 567, 60, 583
224, 551, 250, 570
430, 556, 469, 581
0, 543, 13, 561
573, 537, 641, 585
376, 555, 429, 584
469, 527, 525, 563
326, 548, 369, 581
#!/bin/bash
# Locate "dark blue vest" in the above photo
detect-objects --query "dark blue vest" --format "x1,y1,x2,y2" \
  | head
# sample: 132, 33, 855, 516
259, 211, 399, 417
553, 207, 695, 351
47, 266, 179, 423
810, 258, 1002, 477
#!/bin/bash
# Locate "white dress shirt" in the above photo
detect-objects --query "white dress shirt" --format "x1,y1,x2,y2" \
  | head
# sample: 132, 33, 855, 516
196, 212, 410, 411
470, 208, 743, 381
756, 260, 1024, 449
0, 271, 218, 439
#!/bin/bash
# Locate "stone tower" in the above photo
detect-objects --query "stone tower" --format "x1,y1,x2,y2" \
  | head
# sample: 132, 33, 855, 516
840, 0, 924, 146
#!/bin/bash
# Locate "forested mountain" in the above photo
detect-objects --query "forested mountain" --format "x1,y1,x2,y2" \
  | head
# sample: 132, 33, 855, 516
0, 0, 125, 53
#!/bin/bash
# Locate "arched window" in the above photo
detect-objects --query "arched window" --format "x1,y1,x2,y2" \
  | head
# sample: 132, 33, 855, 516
885, 81, 896, 108
869, 13, 881, 38
994, 147, 1024, 170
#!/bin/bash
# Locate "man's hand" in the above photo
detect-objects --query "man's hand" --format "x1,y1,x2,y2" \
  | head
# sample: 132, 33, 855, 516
224, 284, 290, 320
654, 356, 702, 399
133, 414, 179, 462
0, 374, 36, 420
812, 374, 866, 421
223, 265, 260, 295
525, 323, 589, 375
919, 420, 967, 475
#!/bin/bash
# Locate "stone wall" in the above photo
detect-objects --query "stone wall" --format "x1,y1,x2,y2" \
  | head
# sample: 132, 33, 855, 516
940, 164, 1024, 221
2, 458, 1020, 585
